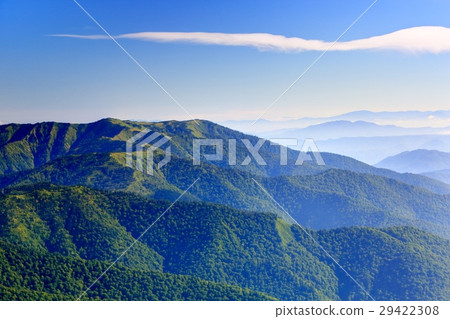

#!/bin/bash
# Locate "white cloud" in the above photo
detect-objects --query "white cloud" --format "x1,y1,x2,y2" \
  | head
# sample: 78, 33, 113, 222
51, 26, 450, 54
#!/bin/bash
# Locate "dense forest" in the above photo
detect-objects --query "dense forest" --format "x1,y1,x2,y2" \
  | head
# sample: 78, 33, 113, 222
1, 151, 448, 238
0, 184, 448, 300
0, 240, 274, 301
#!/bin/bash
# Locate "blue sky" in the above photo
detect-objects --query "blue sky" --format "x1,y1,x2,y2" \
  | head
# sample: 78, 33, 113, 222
1, 0, 449, 123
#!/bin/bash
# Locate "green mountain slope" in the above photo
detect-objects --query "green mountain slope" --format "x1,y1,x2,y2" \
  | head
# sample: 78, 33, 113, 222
297, 226, 450, 301
0, 184, 448, 300
261, 169, 450, 238
1, 151, 448, 238
0, 240, 274, 301
0, 183, 162, 271
1, 119, 449, 194
0, 184, 338, 300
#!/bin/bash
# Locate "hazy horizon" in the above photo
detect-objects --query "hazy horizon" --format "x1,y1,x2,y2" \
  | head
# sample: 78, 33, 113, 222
1, 0, 450, 124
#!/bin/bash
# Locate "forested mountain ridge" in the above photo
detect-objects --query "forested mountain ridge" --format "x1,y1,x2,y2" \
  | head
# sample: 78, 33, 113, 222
0, 240, 275, 301
1, 151, 448, 239
0, 184, 449, 301
1, 118, 449, 194
422, 169, 450, 185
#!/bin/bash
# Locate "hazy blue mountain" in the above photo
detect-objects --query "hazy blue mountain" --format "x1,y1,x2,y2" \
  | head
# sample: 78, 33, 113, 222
324, 110, 450, 125
376, 149, 450, 174
422, 169, 450, 185
258, 120, 449, 140
221, 110, 450, 134
316, 135, 450, 164
221, 111, 450, 165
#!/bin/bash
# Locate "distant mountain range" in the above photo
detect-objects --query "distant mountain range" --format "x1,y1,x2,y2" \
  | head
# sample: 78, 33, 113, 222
0, 118, 449, 300
222, 110, 450, 134
221, 110, 450, 164
374, 150, 450, 185
258, 120, 450, 140
376, 149, 450, 174
317, 135, 450, 164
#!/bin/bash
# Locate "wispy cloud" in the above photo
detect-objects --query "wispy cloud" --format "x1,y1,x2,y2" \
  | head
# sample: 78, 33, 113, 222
51, 26, 450, 54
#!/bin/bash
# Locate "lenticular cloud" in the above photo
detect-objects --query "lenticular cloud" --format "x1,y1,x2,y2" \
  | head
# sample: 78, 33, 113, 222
52, 26, 450, 54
